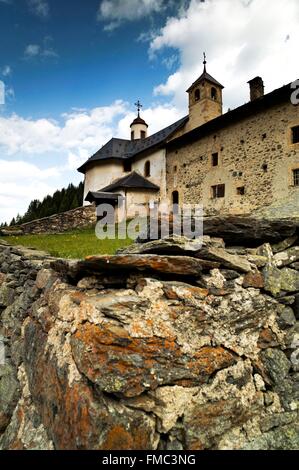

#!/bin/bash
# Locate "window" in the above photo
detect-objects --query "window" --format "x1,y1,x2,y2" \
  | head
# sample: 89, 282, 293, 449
172, 191, 179, 214
144, 161, 151, 177
293, 169, 299, 186
292, 126, 299, 144
212, 152, 219, 167
237, 186, 245, 196
174, 165, 177, 173
123, 160, 132, 173
211, 87, 217, 100
262, 164, 268, 172
131, 130, 134, 141
212, 184, 225, 199
195, 89, 200, 101
141, 130, 146, 139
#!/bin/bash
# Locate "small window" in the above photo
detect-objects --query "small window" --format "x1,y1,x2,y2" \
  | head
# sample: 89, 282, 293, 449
141, 130, 146, 139
237, 186, 245, 196
174, 165, 177, 173
262, 163, 268, 172
144, 161, 151, 177
211, 87, 217, 100
195, 89, 200, 101
212, 184, 225, 199
123, 160, 132, 173
212, 152, 219, 167
293, 169, 299, 186
292, 126, 299, 144
172, 191, 179, 214
131, 130, 134, 141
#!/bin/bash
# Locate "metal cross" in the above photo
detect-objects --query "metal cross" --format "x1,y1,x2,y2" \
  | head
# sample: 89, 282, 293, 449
135, 100, 143, 116
203, 52, 207, 71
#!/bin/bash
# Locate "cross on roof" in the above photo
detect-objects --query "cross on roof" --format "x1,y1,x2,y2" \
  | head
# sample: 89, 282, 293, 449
203, 52, 207, 72
135, 100, 143, 117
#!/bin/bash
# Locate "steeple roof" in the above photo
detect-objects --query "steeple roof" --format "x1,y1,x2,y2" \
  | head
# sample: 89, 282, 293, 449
186, 54, 224, 92
186, 70, 224, 92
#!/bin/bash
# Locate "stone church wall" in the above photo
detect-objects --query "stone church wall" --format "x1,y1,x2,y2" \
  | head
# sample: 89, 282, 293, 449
166, 101, 299, 215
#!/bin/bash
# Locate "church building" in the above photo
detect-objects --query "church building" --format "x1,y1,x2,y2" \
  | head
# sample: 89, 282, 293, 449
78, 57, 299, 219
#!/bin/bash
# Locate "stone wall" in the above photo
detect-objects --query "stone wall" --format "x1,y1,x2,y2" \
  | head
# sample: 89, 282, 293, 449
19, 204, 96, 235
166, 101, 299, 215
0, 230, 299, 450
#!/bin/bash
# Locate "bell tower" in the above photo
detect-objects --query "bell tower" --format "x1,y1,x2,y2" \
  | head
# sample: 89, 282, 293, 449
186, 54, 224, 131
130, 100, 148, 140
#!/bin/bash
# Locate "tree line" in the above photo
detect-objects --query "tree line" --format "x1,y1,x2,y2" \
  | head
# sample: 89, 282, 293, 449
0, 182, 84, 228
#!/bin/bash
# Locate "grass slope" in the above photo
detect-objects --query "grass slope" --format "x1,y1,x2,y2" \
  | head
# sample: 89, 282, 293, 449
2, 227, 131, 259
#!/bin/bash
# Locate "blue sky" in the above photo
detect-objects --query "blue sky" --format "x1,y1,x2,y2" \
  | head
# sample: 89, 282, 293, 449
0, 0, 299, 223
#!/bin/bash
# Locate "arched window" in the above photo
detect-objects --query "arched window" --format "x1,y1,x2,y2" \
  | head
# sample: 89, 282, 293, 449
131, 130, 134, 141
194, 89, 200, 101
144, 160, 151, 177
211, 87, 217, 100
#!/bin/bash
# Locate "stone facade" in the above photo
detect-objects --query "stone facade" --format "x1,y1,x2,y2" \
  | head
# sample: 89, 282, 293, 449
0, 229, 299, 450
167, 101, 299, 215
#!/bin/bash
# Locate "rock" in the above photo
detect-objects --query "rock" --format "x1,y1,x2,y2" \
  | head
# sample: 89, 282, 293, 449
246, 255, 268, 268
243, 271, 264, 289
263, 265, 299, 296
260, 349, 291, 385
162, 282, 209, 302
290, 262, 299, 270
274, 246, 299, 268
71, 322, 236, 397
294, 295, 299, 320
202, 216, 299, 245
0, 364, 19, 432
243, 423, 299, 450
257, 329, 279, 349
23, 319, 159, 450
0, 284, 15, 307
272, 236, 298, 254
119, 235, 225, 255
276, 306, 297, 330
195, 246, 252, 273
82, 254, 219, 276
255, 243, 273, 260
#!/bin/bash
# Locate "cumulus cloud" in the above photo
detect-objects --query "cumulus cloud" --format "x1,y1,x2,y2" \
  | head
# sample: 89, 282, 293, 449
0, 100, 182, 223
0, 160, 59, 223
28, 0, 49, 19
98, 0, 164, 31
150, 0, 299, 111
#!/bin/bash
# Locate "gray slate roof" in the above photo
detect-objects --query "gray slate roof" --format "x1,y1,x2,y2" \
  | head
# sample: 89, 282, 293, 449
186, 71, 224, 92
77, 116, 188, 173
100, 171, 160, 192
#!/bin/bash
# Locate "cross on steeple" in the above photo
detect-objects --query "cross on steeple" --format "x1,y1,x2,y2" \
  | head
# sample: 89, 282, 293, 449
135, 100, 143, 117
203, 52, 207, 72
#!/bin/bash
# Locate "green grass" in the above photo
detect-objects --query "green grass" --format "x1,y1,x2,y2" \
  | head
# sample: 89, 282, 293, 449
1, 226, 132, 259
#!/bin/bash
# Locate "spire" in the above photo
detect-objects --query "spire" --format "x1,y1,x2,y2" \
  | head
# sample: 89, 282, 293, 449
203, 52, 207, 73
134, 100, 143, 118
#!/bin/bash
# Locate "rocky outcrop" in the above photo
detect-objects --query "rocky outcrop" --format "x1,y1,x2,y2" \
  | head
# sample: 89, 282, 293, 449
0, 233, 299, 450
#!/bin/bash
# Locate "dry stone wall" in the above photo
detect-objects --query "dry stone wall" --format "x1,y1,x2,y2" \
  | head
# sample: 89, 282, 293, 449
0, 228, 299, 450
0, 205, 97, 236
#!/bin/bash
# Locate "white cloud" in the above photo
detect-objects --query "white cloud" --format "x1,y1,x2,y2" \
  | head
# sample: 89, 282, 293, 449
98, 0, 164, 30
1, 65, 11, 77
24, 44, 41, 57
0, 160, 60, 223
150, 0, 299, 111
0, 100, 181, 223
28, 0, 49, 18
24, 37, 58, 60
